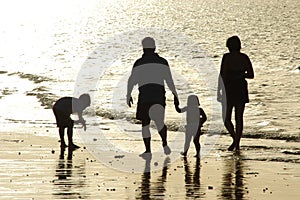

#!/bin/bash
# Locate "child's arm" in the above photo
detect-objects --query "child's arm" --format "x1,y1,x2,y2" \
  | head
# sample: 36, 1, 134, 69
175, 104, 183, 113
200, 108, 207, 126
76, 111, 87, 131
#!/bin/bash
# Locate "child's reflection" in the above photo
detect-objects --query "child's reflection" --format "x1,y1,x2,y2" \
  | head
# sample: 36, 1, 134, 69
183, 157, 204, 198
52, 147, 87, 199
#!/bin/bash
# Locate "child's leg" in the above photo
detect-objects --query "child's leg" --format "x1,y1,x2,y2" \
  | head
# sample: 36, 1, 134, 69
193, 130, 201, 157
67, 124, 79, 149
67, 126, 73, 145
183, 132, 192, 156
59, 127, 67, 147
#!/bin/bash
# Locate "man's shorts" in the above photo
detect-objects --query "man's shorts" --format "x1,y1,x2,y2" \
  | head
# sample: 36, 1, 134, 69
136, 102, 165, 121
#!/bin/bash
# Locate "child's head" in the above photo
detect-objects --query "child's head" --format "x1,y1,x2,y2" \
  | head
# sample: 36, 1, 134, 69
79, 93, 91, 108
187, 95, 200, 106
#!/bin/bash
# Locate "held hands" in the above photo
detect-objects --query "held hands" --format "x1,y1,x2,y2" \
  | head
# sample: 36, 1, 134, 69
127, 95, 133, 107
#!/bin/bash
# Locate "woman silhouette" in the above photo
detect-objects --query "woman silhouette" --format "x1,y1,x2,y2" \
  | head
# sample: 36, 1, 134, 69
217, 36, 254, 151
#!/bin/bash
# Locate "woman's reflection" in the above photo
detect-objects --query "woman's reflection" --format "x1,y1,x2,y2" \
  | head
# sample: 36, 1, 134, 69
137, 156, 170, 200
221, 152, 247, 200
52, 147, 87, 199
184, 157, 204, 199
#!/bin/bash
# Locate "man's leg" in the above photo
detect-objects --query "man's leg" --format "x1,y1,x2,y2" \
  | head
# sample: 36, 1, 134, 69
150, 104, 170, 155
142, 119, 151, 153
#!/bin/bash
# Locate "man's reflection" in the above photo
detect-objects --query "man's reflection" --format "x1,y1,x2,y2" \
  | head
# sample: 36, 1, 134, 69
137, 156, 170, 200
52, 147, 87, 199
184, 157, 204, 199
221, 152, 247, 200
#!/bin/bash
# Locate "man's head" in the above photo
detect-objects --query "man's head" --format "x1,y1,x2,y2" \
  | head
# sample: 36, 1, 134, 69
142, 37, 156, 53
79, 93, 91, 108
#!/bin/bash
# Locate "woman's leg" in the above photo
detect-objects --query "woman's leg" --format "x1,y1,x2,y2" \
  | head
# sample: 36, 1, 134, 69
235, 104, 245, 150
223, 103, 236, 150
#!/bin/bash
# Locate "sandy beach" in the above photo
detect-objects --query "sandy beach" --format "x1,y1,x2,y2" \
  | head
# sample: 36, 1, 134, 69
0, 128, 299, 200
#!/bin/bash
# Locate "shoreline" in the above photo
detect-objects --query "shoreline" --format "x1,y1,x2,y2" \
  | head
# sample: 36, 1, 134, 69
1, 130, 299, 199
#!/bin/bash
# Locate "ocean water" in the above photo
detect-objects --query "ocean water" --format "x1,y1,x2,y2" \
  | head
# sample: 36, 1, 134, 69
0, 0, 299, 161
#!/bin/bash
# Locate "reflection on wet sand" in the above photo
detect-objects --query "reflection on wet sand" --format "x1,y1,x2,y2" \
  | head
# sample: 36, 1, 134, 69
52, 147, 88, 199
221, 152, 247, 200
183, 157, 205, 199
137, 156, 170, 200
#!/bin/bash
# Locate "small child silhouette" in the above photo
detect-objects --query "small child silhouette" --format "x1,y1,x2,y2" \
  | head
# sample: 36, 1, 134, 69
174, 95, 207, 158
52, 94, 91, 149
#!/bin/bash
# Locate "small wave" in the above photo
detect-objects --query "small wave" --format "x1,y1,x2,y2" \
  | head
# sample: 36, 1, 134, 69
282, 150, 300, 155
0, 71, 8, 74
26, 86, 58, 109
94, 108, 184, 132
242, 132, 300, 142
8, 72, 54, 83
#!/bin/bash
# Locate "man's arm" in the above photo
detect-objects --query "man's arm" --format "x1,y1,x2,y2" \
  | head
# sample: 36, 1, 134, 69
165, 65, 178, 97
127, 75, 134, 107
164, 62, 180, 112
126, 65, 137, 107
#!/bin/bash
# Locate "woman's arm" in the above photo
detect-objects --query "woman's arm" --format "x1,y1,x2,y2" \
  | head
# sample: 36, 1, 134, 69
217, 55, 226, 102
244, 55, 254, 79
200, 108, 207, 125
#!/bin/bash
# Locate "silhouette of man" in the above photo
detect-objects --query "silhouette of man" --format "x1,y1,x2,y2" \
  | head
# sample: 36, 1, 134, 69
127, 37, 179, 157
52, 94, 91, 149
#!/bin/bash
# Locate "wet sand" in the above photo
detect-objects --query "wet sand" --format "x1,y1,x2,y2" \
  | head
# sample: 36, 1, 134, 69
1, 130, 299, 200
